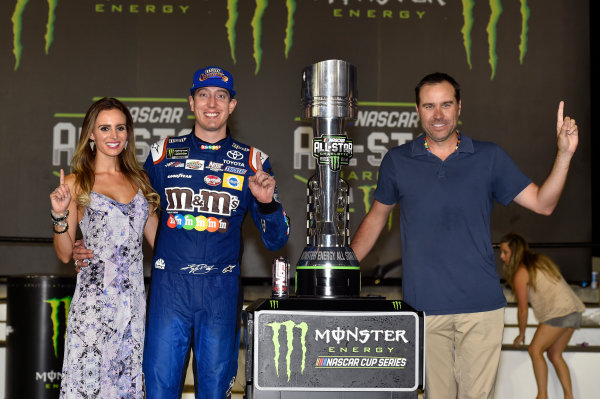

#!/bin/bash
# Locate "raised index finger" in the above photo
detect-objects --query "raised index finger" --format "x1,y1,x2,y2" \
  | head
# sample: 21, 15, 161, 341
60, 168, 65, 185
255, 151, 263, 172
557, 101, 564, 128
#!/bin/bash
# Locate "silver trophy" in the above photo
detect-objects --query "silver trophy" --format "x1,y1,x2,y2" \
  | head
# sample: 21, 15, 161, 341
295, 59, 361, 297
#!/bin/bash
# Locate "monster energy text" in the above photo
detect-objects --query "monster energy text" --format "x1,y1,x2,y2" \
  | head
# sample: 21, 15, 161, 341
315, 327, 409, 345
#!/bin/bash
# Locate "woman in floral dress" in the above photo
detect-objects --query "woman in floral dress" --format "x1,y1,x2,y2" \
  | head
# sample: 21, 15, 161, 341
50, 97, 159, 398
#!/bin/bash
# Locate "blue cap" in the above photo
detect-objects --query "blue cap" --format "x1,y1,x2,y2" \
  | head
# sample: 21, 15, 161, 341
190, 66, 236, 98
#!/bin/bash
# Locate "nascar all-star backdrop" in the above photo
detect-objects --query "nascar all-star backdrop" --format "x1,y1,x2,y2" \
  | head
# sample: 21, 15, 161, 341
0, 0, 592, 282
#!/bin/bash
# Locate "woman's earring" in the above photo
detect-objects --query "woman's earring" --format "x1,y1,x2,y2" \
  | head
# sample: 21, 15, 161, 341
90, 141, 95, 151
124, 140, 128, 149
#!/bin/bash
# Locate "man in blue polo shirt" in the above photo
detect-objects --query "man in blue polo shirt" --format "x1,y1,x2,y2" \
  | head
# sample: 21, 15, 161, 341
351, 72, 578, 399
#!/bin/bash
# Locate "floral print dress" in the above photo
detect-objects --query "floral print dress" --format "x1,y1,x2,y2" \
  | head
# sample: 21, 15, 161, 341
60, 190, 148, 398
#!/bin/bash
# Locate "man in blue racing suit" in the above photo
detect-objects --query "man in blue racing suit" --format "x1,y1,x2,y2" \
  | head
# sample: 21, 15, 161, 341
143, 66, 290, 398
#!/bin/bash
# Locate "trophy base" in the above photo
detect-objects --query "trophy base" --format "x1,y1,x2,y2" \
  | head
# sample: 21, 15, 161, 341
295, 246, 361, 297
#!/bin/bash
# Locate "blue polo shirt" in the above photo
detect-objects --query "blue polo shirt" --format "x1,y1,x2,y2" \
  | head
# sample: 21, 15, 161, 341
374, 133, 531, 315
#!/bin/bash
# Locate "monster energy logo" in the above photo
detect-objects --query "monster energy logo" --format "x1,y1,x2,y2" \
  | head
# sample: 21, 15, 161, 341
270, 300, 279, 309
166, 147, 189, 159
11, 0, 58, 70
227, 0, 296, 75
267, 320, 308, 381
392, 301, 402, 310
313, 135, 353, 172
10, 0, 530, 79
461, 0, 530, 80
45, 296, 71, 358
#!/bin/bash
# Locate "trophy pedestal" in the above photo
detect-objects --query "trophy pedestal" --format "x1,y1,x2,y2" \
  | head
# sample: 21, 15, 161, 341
242, 298, 425, 398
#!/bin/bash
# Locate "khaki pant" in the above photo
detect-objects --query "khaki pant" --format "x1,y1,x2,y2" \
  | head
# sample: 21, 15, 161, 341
424, 308, 504, 399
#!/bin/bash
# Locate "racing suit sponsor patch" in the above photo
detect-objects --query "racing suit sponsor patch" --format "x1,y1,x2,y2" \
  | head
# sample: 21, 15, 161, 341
166, 148, 190, 159
204, 175, 222, 186
167, 173, 192, 179
165, 161, 185, 168
207, 162, 224, 172
223, 173, 244, 191
185, 159, 205, 170
224, 166, 247, 175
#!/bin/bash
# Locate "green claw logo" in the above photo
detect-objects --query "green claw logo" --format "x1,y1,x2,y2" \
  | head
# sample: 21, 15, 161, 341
267, 320, 308, 381
10, 0, 529, 80
226, 0, 296, 75
45, 296, 71, 358
461, 0, 530, 80
392, 301, 402, 311
270, 299, 279, 309
11, 0, 58, 70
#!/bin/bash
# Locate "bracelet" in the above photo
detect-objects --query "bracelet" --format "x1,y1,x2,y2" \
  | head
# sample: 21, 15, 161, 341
51, 209, 69, 222
53, 221, 69, 234
53, 217, 68, 226
53, 219, 68, 228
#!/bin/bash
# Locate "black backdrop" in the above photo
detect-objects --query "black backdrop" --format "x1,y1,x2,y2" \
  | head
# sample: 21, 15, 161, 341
0, 0, 593, 283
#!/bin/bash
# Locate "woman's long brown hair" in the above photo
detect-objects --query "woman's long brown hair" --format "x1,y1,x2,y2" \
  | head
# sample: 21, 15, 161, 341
501, 233, 561, 292
70, 97, 160, 210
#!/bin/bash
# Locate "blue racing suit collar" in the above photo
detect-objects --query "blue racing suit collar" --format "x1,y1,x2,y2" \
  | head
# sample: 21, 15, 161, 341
189, 128, 233, 150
